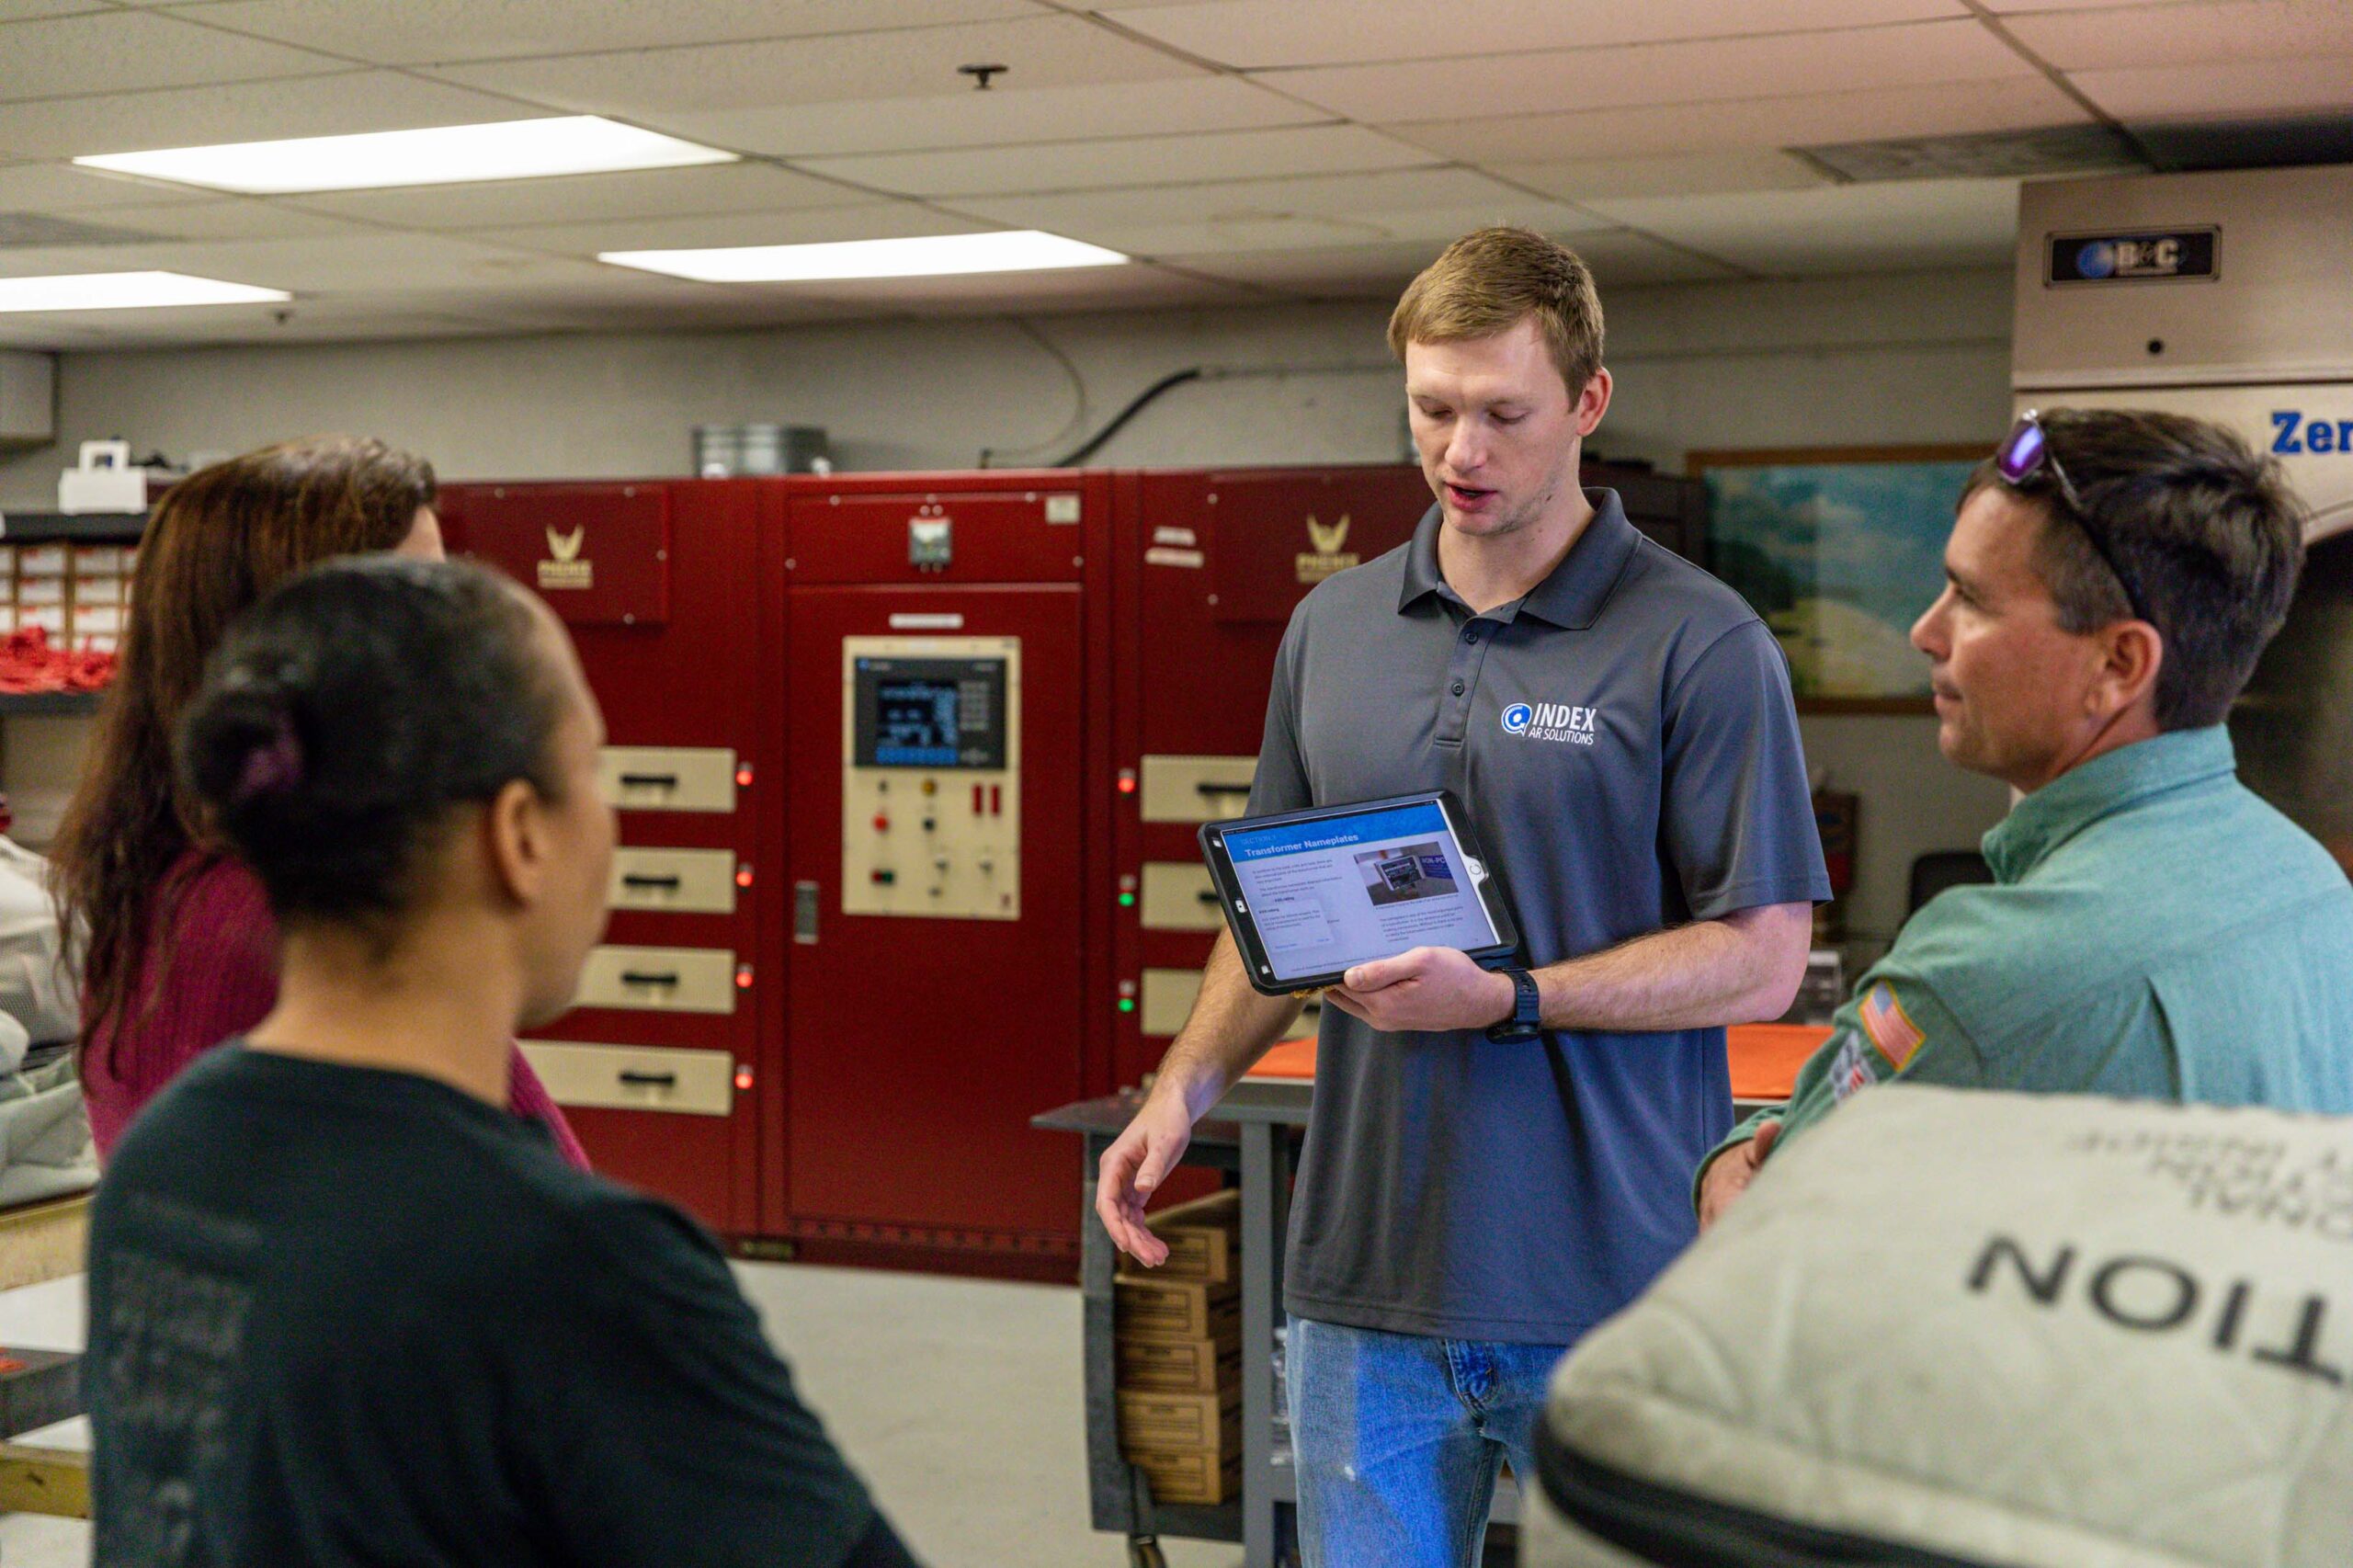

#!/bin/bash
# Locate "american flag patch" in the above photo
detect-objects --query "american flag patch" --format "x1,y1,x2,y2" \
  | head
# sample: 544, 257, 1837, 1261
1859, 983, 1926, 1070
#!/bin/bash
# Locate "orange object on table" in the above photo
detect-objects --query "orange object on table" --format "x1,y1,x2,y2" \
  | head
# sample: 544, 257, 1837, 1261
1727, 1023, 1830, 1104
1244, 1025, 1828, 1100
1245, 1036, 1318, 1081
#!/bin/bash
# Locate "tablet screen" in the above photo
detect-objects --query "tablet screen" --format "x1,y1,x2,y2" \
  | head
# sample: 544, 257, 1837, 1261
1222, 799, 1501, 984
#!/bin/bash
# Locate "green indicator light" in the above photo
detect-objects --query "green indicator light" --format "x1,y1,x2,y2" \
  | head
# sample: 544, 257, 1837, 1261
1118, 892, 1135, 907
1117, 998, 1136, 1013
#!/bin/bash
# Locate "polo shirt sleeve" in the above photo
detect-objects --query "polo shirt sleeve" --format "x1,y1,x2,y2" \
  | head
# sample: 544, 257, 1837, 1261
1658, 619, 1831, 920
1245, 609, 1313, 817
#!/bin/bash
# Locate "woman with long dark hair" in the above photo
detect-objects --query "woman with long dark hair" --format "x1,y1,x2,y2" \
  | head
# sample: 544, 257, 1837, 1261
50, 434, 586, 1165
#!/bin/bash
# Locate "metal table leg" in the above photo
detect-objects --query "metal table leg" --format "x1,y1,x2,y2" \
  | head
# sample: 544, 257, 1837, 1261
1240, 1119, 1294, 1568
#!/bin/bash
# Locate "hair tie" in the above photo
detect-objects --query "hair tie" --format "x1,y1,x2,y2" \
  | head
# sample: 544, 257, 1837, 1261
234, 710, 305, 802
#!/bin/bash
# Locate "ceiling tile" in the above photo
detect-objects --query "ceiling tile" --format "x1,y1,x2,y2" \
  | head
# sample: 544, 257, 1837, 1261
173, 0, 1034, 66
1977, 0, 2239, 10
467, 203, 995, 262
1495, 150, 1834, 202
424, 15, 1196, 120
800, 124, 1438, 199
1264, 19, 2035, 123
0, 9, 345, 104
0, 71, 532, 162
73, 197, 373, 243
950, 165, 1601, 234
2074, 53, 2353, 118
1386, 76, 2086, 164
2010, 0, 2353, 69
1581, 176, 2020, 277
0, 160, 220, 210
1106, 0, 1967, 70
649, 75, 1324, 159
0, 1, 111, 18
278, 163, 870, 232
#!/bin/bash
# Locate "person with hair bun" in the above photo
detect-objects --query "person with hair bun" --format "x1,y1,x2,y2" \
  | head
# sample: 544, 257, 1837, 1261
86, 557, 915, 1568
50, 434, 585, 1167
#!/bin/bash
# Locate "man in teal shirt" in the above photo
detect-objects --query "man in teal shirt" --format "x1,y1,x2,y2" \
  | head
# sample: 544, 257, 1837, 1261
1701, 406, 2353, 1224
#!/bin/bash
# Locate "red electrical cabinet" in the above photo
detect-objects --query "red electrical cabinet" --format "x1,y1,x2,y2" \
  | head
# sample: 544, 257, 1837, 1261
758, 473, 1118, 1274
438, 480, 765, 1236
1110, 465, 1434, 1088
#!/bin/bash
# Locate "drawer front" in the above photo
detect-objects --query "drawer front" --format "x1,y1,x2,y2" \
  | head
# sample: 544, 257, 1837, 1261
1141, 967, 1320, 1039
608, 847, 738, 915
597, 746, 737, 813
1141, 861, 1224, 932
1139, 754, 1256, 824
574, 946, 738, 1014
518, 1040, 733, 1117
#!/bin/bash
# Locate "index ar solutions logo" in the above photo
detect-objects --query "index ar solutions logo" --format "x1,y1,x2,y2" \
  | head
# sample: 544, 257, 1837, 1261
1503, 701, 1597, 745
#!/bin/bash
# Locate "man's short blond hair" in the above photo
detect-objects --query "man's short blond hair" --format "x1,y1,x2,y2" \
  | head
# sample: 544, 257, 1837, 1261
1388, 226, 1605, 397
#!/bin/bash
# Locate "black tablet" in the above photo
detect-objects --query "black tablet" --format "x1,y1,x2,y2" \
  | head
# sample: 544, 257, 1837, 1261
1199, 790, 1522, 997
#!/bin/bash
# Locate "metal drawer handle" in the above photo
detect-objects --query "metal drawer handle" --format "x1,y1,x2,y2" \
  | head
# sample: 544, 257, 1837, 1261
621, 875, 684, 890
1195, 781, 1251, 796
619, 971, 680, 988
618, 772, 679, 789
617, 1070, 677, 1088
1196, 890, 1223, 904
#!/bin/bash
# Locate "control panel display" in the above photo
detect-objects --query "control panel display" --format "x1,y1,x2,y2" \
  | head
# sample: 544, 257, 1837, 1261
842, 638, 1020, 921
854, 659, 1006, 769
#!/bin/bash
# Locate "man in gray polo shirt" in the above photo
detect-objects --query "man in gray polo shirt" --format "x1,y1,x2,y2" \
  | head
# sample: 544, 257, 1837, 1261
1098, 227, 1827, 1567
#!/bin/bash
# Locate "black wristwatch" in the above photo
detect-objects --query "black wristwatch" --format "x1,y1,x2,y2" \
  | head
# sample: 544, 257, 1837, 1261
1485, 967, 1542, 1042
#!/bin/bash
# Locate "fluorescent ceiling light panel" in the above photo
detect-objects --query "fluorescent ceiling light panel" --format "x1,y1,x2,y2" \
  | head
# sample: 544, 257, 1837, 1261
599, 230, 1128, 282
74, 118, 735, 195
0, 271, 290, 313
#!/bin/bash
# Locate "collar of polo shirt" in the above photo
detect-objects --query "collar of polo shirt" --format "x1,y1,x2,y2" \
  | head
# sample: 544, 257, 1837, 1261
1396, 488, 1643, 629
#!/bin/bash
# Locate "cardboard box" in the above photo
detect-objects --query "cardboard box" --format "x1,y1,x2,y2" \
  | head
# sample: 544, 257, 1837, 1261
1129, 1446, 1242, 1506
74, 605, 123, 637
14, 578, 61, 608
72, 575, 122, 608
1115, 1276, 1239, 1343
1116, 1332, 1241, 1394
17, 606, 63, 636
1120, 1187, 1238, 1285
1119, 1387, 1240, 1452
71, 546, 125, 576
16, 547, 64, 578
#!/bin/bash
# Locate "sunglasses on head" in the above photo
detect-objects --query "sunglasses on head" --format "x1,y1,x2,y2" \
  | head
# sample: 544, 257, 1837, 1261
1995, 410, 2150, 626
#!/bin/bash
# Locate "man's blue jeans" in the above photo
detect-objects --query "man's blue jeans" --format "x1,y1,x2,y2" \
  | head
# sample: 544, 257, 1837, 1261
1286, 1315, 1568, 1568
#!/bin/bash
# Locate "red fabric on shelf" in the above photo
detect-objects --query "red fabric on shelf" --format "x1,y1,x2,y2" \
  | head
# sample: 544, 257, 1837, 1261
0, 628, 115, 694
82, 849, 589, 1170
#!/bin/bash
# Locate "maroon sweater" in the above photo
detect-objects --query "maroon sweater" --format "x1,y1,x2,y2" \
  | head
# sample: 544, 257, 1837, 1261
83, 851, 590, 1169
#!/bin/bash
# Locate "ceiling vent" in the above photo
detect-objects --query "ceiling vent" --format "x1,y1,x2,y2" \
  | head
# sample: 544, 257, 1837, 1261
2130, 113, 2353, 172
1796, 124, 2143, 183
0, 213, 170, 249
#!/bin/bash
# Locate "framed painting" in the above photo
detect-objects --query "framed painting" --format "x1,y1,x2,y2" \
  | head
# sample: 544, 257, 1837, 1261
1688, 444, 1985, 713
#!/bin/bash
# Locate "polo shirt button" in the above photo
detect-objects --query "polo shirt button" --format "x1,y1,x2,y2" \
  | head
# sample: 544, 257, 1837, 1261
1450, 680, 1465, 696
1462, 627, 1479, 643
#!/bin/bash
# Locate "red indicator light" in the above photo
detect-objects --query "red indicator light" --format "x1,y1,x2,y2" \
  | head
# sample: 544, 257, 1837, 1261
734, 1065, 755, 1091
735, 866, 754, 888
872, 814, 891, 832
735, 766, 754, 788
734, 965, 754, 990
1117, 776, 1136, 794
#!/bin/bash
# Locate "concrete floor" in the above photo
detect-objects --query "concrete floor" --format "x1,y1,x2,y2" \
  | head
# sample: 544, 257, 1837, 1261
0, 1264, 1243, 1568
